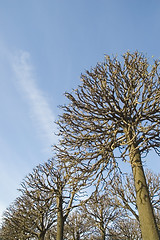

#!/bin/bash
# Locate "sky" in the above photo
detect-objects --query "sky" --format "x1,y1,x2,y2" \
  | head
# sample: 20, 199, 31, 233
0, 0, 160, 220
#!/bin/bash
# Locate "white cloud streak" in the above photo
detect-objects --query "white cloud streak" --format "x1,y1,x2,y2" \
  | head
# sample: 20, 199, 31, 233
12, 50, 58, 145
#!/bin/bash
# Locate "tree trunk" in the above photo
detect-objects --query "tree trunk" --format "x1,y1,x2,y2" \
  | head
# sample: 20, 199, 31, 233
39, 231, 46, 240
75, 230, 80, 240
56, 196, 64, 240
101, 231, 105, 240
129, 144, 159, 240
100, 221, 105, 240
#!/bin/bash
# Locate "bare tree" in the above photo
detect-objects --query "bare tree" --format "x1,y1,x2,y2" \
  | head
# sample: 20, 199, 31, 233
80, 190, 125, 240
64, 210, 94, 240
108, 217, 142, 240
0, 204, 26, 240
21, 157, 85, 240
57, 51, 160, 239
0, 192, 56, 240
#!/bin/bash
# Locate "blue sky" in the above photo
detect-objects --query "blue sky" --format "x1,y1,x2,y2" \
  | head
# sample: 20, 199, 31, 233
0, 0, 160, 219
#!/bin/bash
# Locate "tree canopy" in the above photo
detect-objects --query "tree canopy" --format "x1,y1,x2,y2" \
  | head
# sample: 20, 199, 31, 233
57, 51, 160, 239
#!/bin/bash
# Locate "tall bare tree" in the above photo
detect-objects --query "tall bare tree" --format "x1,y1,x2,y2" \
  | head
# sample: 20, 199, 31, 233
21, 157, 85, 240
57, 51, 160, 239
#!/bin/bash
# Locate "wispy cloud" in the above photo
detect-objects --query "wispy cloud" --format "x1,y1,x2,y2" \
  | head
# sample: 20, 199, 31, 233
12, 50, 58, 145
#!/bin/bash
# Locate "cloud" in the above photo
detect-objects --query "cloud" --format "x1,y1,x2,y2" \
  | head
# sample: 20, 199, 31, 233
12, 50, 58, 145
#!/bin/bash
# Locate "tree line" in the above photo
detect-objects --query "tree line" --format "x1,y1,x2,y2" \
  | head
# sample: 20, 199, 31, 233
0, 51, 160, 240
